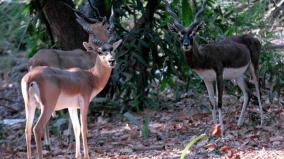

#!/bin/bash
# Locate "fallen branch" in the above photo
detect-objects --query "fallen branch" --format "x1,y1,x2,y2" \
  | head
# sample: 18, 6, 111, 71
264, 0, 284, 20
0, 104, 18, 112
133, 145, 164, 151
267, 44, 284, 50
0, 97, 20, 103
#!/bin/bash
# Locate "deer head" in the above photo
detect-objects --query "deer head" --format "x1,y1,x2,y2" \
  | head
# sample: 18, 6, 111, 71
74, 1, 117, 44
78, 5, 121, 68
83, 39, 122, 68
164, 0, 208, 51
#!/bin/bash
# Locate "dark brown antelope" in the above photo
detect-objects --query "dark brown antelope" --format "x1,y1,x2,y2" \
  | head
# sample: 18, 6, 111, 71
163, 0, 263, 134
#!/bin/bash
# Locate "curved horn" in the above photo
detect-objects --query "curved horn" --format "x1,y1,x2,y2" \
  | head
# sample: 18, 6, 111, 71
190, 0, 208, 29
90, 34, 105, 46
107, 6, 118, 43
163, 0, 184, 31
108, 6, 115, 34
75, 13, 96, 34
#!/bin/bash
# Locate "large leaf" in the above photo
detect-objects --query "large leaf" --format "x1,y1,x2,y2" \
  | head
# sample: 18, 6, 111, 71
181, 0, 193, 26
104, 0, 112, 13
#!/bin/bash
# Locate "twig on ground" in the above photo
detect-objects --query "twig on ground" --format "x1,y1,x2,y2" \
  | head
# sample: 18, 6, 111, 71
0, 104, 17, 112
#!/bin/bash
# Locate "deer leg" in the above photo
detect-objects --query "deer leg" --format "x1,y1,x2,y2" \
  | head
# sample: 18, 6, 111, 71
25, 104, 36, 159
216, 73, 224, 136
33, 106, 54, 159
249, 64, 264, 125
68, 108, 81, 159
43, 112, 58, 150
43, 124, 51, 151
204, 80, 217, 124
80, 99, 90, 159
67, 118, 74, 145
236, 76, 249, 126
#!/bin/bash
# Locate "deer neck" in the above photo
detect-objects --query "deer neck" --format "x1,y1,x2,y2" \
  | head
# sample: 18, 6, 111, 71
184, 40, 204, 69
89, 56, 112, 97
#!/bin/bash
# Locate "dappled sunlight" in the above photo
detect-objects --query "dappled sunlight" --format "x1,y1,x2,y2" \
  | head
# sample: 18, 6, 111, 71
239, 149, 284, 158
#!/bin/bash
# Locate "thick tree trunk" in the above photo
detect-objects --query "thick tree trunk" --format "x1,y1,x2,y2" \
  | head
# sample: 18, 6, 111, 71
41, 0, 88, 50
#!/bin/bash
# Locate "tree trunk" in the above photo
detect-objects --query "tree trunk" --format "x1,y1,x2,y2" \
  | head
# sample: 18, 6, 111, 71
41, 0, 88, 50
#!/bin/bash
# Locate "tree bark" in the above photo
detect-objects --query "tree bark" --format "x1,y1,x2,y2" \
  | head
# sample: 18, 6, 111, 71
40, 0, 88, 50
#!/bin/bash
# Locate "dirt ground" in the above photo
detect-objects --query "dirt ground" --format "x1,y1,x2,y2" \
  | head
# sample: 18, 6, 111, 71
0, 53, 284, 159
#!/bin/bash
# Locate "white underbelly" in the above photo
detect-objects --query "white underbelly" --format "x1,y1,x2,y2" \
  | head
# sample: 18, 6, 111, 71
54, 93, 83, 110
193, 64, 249, 81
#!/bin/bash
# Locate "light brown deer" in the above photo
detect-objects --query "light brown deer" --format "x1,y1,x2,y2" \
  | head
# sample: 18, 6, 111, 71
29, 49, 96, 70
22, 35, 122, 159
28, 3, 114, 150
22, 5, 122, 159
164, 0, 263, 135
29, 1, 110, 71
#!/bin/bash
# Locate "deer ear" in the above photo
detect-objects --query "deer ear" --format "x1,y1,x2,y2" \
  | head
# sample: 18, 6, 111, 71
191, 21, 205, 36
113, 39, 123, 50
196, 21, 205, 31
96, 47, 103, 54
83, 42, 93, 51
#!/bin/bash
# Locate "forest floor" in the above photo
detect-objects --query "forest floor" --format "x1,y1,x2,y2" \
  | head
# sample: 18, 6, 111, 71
0, 52, 284, 159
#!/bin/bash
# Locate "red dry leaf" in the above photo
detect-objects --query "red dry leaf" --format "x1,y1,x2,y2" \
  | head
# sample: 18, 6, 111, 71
233, 154, 240, 159
221, 145, 240, 159
212, 124, 222, 138
220, 145, 231, 153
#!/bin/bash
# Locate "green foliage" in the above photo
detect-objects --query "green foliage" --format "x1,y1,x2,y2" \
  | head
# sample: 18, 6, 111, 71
0, 1, 49, 57
0, 2, 28, 52
181, 0, 193, 26
109, 0, 275, 110
260, 46, 284, 98
1, 0, 280, 112
142, 116, 150, 139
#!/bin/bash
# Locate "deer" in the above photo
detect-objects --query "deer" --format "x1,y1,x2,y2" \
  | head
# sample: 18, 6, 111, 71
21, 39, 122, 159
29, 0, 111, 71
163, 0, 263, 135
21, 7, 122, 159
28, 2, 114, 151
29, 49, 96, 70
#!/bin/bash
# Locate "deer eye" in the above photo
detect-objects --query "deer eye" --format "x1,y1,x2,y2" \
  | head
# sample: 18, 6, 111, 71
97, 50, 103, 55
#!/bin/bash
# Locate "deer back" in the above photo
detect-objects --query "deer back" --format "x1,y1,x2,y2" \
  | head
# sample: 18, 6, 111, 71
230, 34, 261, 70
195, 41, 251, 69
29, 49, 96, 70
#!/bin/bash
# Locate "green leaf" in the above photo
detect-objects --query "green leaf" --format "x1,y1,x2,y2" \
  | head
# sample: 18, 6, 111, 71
104, 0, 112, 13
133, 52, 148, 66
181, 0, 193, 26
142, 116, 150, 139
180, 134, 208, 159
